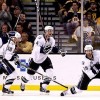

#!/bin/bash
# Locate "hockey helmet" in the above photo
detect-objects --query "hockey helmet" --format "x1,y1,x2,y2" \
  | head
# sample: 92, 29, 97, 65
9, 31, 21, 41
44, 26, 53, 31
84, 45, 93, 51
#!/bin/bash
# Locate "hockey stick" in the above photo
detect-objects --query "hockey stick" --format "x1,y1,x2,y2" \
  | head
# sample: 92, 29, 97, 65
18, 61, 68, 89
13, 14, 21, 31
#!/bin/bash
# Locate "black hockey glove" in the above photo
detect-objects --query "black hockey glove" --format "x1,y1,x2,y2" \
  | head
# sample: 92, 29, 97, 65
15, 60, 20, 66
10, 53, 19, 61
10, 53, 20, 66
91, 63, 100, 74
40, 45, 51, 54
59, 49, 67, 57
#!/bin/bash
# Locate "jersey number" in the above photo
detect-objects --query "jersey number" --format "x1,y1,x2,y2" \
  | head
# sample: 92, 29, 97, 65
7, 47, 13, 52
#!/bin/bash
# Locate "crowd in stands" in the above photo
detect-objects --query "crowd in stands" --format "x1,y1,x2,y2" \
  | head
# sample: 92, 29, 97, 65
55, 0, 100, 52
0, 0, 100, 54
0, 0, 35, 54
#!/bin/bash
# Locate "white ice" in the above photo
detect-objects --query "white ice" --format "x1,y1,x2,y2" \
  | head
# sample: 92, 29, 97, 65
0, 91, 100, 100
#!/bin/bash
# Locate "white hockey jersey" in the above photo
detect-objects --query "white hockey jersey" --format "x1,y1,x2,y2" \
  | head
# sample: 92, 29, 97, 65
82, 50, 100, 79
30, 35, 55, 63
0, 40, 15, 60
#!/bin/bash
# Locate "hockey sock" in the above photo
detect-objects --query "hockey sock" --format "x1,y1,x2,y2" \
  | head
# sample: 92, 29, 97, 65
41, 68, 53, 89
4, 79, 15, 89
21, 74, 33, 84
4, 71, 16, 89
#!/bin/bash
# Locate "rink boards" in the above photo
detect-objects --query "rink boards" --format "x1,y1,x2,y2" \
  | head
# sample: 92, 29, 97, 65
0, 54, 100, 91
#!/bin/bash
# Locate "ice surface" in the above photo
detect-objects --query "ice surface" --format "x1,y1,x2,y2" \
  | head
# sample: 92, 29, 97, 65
0, 91, 100, 100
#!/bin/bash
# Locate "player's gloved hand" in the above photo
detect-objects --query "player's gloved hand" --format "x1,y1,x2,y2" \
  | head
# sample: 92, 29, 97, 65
61, 53, 66, 57
59, 49, 67, 57
11, 54, 20, 66
15, 60, 20, 66
10, 53, 19, 61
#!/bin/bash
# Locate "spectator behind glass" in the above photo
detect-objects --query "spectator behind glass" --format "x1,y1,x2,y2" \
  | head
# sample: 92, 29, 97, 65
72, 19, 95, 53
67, 1, 81, 20
19, 13, 32, 34
16, 23, 23, 34
11, 6, 21, 29
58, 7, 66, 23
63, 0, 73, 12
6, 0, 24, 14
19, 13, 35, 43
85, 12, 96, 28
0, 23, 10, 46
15, 32, 33, 54
66, 16, 80, 36
86, 2, 99, 21
0, 2, 12, 29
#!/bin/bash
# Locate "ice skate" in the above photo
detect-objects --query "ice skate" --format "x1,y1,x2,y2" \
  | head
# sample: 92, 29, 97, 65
20, 83, 25, 91
40, 82, 50, 94
60, 90, 67, 96
2, 85, 14, 95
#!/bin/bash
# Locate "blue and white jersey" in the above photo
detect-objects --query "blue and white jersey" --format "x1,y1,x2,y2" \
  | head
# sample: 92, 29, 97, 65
82, 50, 100, 79
0, 40, 15, 60
30, 35, 55, 64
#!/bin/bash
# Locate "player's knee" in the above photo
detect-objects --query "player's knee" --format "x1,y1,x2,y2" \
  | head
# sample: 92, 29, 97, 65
27, 69, 35, 75
45, 68, 53, 79
7, 71, 17, 80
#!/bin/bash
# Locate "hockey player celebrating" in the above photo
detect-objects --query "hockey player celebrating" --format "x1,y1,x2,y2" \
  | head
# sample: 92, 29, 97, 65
0, 31, 21, 94
20, 25, 58, 93
60, 45, 100, 96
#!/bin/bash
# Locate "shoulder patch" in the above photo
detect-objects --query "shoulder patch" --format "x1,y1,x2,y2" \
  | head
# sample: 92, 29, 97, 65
82, 61, 85, 65
38, 35, 42, 39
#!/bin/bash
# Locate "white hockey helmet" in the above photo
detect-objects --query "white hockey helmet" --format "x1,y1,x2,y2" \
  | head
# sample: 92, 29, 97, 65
44, 26, 53, 31
84, 45, 93, 51
9, 31, 21, 41
15, 31, 21, 39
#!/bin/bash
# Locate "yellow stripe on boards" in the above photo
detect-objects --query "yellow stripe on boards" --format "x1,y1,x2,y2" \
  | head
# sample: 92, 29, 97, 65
0, 85, 100, 91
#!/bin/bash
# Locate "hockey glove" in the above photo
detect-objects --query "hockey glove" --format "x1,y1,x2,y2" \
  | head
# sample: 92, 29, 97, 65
14, 60, 20, 66
59, 49, 67, 57
11, 54, 20, 66
10, 53, 19, 61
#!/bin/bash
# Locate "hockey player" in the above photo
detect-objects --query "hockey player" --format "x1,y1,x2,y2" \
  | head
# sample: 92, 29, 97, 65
60, 45, 100, 96
0, 31, 21, 94
20, 25, 58, 93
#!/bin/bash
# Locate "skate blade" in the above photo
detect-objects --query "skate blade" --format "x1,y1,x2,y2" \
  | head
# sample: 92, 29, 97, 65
40, 92, 50, 95
2, 93, 14, 96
